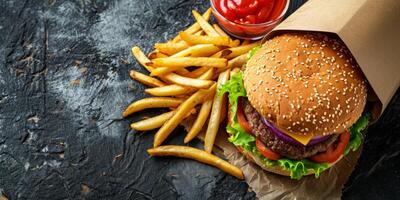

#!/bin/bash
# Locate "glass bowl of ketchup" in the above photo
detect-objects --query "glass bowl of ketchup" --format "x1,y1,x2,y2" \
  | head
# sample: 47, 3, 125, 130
210, 0, 290, 40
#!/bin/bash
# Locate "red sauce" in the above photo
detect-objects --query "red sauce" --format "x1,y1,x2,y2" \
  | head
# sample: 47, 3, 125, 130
215, 0, 287, 24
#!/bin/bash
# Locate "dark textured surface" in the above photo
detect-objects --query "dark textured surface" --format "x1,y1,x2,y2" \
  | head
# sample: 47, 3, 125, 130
0, 0, 398, 199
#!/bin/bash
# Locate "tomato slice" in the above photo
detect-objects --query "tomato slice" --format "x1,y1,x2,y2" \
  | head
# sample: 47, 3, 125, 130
237, 98, 253, 134
310, 132, 351, 163
256, 139, 281, 160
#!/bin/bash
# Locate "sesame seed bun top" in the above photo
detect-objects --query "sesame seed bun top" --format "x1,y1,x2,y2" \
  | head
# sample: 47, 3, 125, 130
243, 33, 367, 136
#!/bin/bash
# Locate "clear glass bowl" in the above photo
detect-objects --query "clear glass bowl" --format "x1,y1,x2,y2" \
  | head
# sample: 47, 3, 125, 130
210, 0, 290, 40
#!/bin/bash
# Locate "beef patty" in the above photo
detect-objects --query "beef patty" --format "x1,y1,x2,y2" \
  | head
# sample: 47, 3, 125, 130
243, 99, 339, 160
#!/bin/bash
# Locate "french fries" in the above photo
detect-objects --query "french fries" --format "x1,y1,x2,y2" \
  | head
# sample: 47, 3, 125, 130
129, 70, 165, 87
148, 51, 168, 59
242, 40, 250, 45
153, 84, 216, 147
124, 8, 266, 180
131, 111, 176, 131
197, 68, 214, 80
145, 84, 190, 96
179, 31, 231, 46
192, 10, 220, 37
164, 73, 214, 89
204, 70, 230, 153
123, 97, 183, 117
214, 53, 248, 75
170, 44, 221, 58
150, 57, 226, 76
131, 46, 155, 72
147, 145, 244, 179
224, 41, 262, 59
172, 8, 212, 42
184, 99, 213, 143
212, 24, 230, 38
227, 53, 248, 69
154, 41, 190, 55
210, 25, 241, 48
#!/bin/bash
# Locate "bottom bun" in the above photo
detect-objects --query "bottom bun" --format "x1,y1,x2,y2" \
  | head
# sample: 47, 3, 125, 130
236, 146, 343, 177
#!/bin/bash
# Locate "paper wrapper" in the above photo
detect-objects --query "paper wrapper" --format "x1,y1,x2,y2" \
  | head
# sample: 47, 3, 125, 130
183, 0, 400, 198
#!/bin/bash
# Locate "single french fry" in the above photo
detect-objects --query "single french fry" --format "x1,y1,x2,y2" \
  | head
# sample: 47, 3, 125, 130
175, 68, 191, 76
229, 39, 241, 47
211, 24, 241, 47
179, 32, 231, 46
163, 73, 214, 89
224, 41, 262, 59
184, 100, 213, 143
204, 70, 230, 153
153, 84, 216, 147
152, 57, 227, 68
170, 44, 221, 58
147, 145, 244, 179
212, 24, 230, 38
154, 41, 190, 55
192, 10, 220, 37
211, 41, 261, 59
211, 49, 233, 58
148, 51, 168, 59
129, 70, 166, 87
242, 40, 250, 45
197, 68, 213, 80
145, 84, 191, 96
229, 53, 248, 70
185, 67, 210, 78
150, 57, 226, 76
123, 97, 183, 117
213, 53, 248, 77
131, 46, 155, 72
130, 111, 176, 131
227, 53, 248, 68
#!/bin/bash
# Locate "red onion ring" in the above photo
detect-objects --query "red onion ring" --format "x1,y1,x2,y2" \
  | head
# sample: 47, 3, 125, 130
261, 117, 331, 146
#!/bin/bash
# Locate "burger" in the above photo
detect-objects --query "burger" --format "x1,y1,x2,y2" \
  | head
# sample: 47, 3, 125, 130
219, 32, 370, 179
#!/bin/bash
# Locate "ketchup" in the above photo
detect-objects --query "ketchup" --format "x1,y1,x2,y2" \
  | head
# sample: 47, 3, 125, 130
215, 0, 287, 24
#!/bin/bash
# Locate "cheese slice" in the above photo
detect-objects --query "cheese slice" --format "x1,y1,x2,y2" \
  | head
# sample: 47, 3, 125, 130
285, 132, 313, 146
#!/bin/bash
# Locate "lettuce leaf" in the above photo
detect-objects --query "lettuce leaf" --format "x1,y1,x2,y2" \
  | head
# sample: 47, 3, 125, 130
227, 123, 255, 153
247, 45, 261, 59
277, 159, 328, 179
218, 72, 246, 119
344, 113, 370, 155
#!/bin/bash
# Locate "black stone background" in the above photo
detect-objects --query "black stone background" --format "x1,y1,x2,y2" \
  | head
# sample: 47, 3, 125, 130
0, 0, 398, 199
